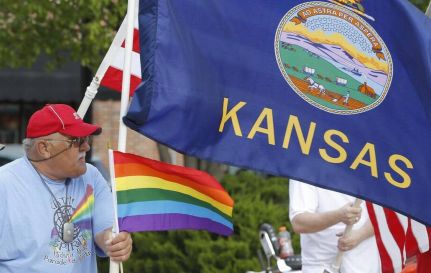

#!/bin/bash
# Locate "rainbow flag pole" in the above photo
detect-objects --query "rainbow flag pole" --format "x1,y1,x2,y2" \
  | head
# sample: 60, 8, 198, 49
108, 149, 123, 273
108, 149, 121, 238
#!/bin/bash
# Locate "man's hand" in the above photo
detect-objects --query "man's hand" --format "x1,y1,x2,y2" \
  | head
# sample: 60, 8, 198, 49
339, 202, 362, 225
336, 220, 375, 252
336, 230, 361, 251
103, 231, 133, 262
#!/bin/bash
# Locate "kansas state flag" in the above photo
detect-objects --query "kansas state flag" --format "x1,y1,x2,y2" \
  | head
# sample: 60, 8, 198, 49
124, 0, 431, 225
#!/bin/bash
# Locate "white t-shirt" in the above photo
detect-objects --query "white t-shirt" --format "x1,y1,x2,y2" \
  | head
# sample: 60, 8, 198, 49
289, 179, 380, 273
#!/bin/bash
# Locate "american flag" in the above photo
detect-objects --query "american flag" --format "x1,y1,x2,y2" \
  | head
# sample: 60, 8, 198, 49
99, 14, 141, 96
366, 202, 431, 273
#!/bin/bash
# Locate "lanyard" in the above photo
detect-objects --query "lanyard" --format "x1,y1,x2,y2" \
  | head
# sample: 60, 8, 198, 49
31, 163, 75, 243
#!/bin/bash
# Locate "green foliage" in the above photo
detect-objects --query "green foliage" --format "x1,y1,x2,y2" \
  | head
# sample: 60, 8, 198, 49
410, 0, 430, 11
0, 0, 126, 71
0, 0, 428, 72
99, 171, 297, 273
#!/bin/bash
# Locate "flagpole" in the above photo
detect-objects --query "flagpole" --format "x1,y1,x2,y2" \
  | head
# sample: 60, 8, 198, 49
77, 16, 128, 118
108, 149, 121, 273
325, 198, 363, 273
117, 0, 136, 153
109, 0, 136, 272
77, 78, 99, 118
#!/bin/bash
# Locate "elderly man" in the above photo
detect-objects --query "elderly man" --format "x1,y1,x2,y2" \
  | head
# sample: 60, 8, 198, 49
0, 104, 132, 272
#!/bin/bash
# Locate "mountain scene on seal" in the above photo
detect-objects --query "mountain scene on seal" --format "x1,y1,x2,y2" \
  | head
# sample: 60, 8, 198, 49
278, 17, 391, 112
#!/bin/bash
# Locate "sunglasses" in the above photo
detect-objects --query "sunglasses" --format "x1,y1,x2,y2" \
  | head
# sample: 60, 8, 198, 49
43, 136, 93, 148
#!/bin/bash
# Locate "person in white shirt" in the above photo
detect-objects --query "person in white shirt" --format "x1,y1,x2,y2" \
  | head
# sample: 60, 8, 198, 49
289, 179, 380, 273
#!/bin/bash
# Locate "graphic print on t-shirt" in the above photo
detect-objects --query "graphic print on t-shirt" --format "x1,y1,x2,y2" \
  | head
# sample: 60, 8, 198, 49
44, 185, 94, 266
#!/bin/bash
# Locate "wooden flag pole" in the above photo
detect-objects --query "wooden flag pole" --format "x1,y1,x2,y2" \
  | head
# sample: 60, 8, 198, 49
323, 198, 363, 273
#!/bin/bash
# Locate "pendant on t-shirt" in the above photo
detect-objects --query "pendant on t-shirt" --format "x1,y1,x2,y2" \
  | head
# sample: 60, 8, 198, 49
63, 222, 75, 243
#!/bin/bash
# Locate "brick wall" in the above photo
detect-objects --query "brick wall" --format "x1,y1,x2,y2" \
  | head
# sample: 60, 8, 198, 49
91, 100, 184, 170
91, 100, 231, 180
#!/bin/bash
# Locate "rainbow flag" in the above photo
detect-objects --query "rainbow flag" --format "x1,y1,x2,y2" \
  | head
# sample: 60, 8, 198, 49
68, 185, 94, 228
112, 151, 234, 236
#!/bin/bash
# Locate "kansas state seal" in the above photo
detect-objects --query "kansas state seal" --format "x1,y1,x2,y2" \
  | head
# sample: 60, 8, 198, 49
275, 1, 393, 115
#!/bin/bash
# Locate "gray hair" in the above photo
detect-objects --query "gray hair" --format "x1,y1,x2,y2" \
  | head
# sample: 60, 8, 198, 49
22, 138, 37, 154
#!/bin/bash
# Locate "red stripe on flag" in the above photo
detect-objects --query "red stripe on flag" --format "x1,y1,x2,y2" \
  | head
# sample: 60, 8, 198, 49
100, 67, 141, 96
121, 29, 140, 53
415, 227, 431, 273
367, 202, 431, 273
367, 202, 396, 273
405, 220, 420, 258
113, 151, 228, 191
417, 250, 431, 273
384, 208, 407, 265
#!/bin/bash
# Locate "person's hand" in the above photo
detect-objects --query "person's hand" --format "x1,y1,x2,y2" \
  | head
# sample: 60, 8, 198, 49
336, 230, 361, 252
337, 219, 375, 252
105, 231, 133, 262
339, 202, 362, 225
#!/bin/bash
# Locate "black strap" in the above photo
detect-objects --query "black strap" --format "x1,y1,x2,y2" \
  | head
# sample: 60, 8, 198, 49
28, 145, 72, 162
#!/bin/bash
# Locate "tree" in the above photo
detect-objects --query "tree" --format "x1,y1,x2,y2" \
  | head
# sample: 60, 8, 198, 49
410, 0, 430, 11
0, 0, 126, 70
0, 0, 429, 71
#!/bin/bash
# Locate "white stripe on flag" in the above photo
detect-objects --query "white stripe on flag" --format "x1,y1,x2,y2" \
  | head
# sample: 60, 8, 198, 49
111, 49, 141, 77
374, 204, 404, 272
98, 0, 141, 93
397, 212, 409, 263
411, 219, 430, 253
369, 203, 431, 273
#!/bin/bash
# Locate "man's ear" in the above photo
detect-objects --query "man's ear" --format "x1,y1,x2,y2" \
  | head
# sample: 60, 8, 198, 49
35, 140, 51, 159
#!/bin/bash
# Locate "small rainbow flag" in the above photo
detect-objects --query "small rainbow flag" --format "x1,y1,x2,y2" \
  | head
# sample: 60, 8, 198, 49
112, 151, 234, 236
68, 185, 94, 225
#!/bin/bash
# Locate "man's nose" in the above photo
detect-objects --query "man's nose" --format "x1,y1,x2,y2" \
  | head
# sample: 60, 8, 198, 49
80, 141, 91, 152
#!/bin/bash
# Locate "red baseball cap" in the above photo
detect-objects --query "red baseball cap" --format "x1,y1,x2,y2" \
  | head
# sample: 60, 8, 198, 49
26, 104, 102, 138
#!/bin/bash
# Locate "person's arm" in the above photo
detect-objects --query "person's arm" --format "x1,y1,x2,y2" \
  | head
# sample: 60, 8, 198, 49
337, 219, 374, 251
291, 202, 362, 234
95, 228, 133, 262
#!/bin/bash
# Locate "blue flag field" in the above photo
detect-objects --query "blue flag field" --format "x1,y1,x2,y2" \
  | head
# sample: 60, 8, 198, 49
124, 0, 431, 225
